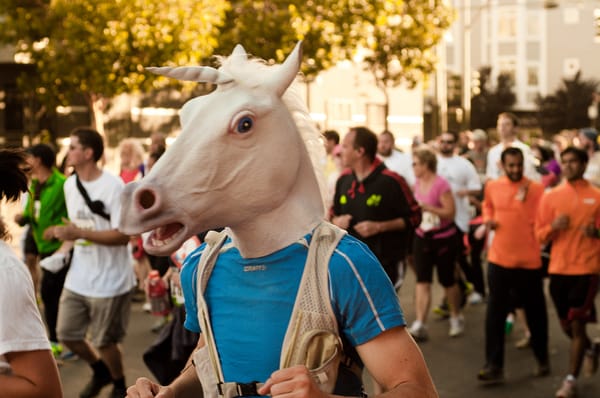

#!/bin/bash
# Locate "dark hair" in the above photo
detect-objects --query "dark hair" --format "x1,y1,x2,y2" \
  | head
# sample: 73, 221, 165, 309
500, 147, 524, 163
440, 130, 459, 143
534, 144, 554, 163
561, 146, 589, 164
498, 112, 519, 127
149, 146, 166, 162
27, 143, 56, 169
322, 130, 340, 145
71, 126, 104, 162
0, 149, 30, 240
350, 126, 378, 162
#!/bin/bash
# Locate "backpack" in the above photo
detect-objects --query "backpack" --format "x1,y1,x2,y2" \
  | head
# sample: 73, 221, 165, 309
191, 221, 361, 397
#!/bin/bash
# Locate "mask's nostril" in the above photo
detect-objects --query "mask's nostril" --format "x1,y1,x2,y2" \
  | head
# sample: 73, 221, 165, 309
139, 189, 156, 210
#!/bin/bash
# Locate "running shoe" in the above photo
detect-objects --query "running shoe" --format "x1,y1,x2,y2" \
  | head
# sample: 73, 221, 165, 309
555, 377, 576, 398
449, 315, 465, 337
408, 323, 428, 342
477, 365, 504, 385
50, 341, 63, 358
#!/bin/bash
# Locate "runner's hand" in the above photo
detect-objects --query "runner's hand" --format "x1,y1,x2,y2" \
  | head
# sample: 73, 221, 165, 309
126, 377, 174, 398
258, 365, 328, 398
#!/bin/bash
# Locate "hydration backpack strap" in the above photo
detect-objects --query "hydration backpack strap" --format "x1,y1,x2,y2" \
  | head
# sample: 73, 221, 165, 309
195, 229, 230, 392
279, 221, 347, 391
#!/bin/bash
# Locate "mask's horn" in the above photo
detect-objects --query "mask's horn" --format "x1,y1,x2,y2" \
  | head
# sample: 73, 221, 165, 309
146, 66, 233, 85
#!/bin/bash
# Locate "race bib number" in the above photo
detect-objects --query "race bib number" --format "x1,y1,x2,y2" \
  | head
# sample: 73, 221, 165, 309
420, 211, 441, 232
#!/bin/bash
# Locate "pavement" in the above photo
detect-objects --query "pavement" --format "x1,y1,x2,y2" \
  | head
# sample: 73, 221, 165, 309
56, 270, 600, 398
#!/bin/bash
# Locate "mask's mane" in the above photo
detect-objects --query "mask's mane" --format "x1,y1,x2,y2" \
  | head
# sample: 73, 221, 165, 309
215, 54, 327, 213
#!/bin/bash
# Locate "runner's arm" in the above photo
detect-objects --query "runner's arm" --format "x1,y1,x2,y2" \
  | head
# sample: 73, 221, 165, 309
356, 326, 438, 398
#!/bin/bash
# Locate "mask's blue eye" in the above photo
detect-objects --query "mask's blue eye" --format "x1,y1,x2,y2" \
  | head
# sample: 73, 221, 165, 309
236, 116, 253, 133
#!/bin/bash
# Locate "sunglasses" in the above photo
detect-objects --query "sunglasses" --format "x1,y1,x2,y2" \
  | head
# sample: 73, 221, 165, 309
440, 140, 455, 144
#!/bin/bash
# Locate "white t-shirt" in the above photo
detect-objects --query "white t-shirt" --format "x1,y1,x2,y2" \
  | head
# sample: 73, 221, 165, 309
437, 155, 482, 232
0, 241, 50, 373
63, 171, 136, 298
486, 140, 540, 182
379, 150, 415, 187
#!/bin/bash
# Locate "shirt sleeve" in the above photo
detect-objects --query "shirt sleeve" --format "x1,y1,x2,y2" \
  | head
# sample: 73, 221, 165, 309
0, 255, 50, 356
180, 247, 205, 333
463, 159, 483, 191
535, 192, 555, 243
482, 182, 494, 223
329, 236, 405, 347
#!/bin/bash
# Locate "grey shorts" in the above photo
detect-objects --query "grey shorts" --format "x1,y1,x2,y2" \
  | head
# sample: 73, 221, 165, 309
57, 289, 132, 348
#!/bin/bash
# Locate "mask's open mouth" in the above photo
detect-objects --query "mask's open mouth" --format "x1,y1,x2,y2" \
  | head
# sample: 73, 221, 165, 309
145, 222, 186, 254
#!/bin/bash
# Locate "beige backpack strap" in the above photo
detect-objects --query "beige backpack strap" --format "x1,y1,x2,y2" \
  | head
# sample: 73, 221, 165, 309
279, 221, 346, 391
195, 230, 230, 389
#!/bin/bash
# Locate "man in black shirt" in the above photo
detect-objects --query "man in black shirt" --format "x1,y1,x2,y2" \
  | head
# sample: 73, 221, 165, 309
330, 126, 421, 285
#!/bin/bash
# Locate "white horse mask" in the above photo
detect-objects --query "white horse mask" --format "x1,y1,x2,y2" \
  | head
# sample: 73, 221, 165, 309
119, 43, 326, 258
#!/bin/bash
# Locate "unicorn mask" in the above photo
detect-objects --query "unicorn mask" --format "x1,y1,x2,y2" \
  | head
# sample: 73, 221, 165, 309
119, 43, 326, 258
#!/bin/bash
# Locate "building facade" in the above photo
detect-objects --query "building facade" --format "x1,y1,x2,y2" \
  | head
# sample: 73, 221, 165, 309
446, 0, 600, 112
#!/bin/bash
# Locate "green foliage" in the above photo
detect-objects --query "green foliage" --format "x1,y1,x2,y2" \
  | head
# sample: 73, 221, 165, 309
536, 71, 599, 136
0, 0, 228, 111
470, 66, 516, 129
213, 0, 348, 81
358, 0, 455, 90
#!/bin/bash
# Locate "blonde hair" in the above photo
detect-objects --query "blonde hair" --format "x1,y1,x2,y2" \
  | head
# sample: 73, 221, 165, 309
119, 138, 145, 169
413, 145, 437, 173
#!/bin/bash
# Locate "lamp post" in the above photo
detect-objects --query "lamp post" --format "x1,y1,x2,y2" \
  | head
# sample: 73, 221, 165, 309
462, 0, 472, 129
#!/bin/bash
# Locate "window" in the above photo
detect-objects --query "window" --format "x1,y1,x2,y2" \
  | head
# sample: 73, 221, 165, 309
527, 65, 539, 87
498, 58, 516, 82
497, 8, 517, 39
365, 103, 386, 132
326, 99, 353, 125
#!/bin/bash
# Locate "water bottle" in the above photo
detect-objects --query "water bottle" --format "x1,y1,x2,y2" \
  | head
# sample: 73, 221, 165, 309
170, 266, 185, 307
147, 270, 170, 316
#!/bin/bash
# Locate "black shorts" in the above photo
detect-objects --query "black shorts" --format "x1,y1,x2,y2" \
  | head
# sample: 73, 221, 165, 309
413, 233, 458, 287
549, 274, 598, 324
23, 226, 39, 256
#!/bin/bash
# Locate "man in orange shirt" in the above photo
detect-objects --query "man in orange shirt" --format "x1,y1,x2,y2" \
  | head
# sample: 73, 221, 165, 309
536, 146, 600, 398
477, 147, 549, 384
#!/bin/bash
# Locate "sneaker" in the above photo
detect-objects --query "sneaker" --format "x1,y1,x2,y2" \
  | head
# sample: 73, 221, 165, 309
534, 362, 551, 377
50, 342, 63, 358
433, 301, 450, 319
477, 365, 504, 384
79, 372, 112, 398
504, 313, 515, 335
467, 292, 484, 305
408, 323, 428, 342
555, 378, 576, 398
515, 335, 531, 349
109, 385, 127, 398
142, 302, 152, 313
583, 341, 599, 377
59, 350, 78, 361
449, 315, 465, 337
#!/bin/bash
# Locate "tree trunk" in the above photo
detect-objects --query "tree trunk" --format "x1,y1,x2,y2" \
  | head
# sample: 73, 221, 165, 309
85, 93, 105, 136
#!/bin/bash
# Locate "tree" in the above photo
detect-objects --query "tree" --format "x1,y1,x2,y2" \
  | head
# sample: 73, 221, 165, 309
470, 66, 516, 130
356, 0, 454, 129
213, 0, 355, 84
536, 71, 599, 136
0, 0, 228, 134
214, 1, 454, 130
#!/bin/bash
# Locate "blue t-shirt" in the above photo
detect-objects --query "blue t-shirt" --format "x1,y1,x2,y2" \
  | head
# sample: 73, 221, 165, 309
181, 232, 405, 389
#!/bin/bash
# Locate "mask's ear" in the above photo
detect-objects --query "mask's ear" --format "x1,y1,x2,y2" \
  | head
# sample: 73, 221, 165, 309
263, 41, 302, 98
230, 44, 248, 68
